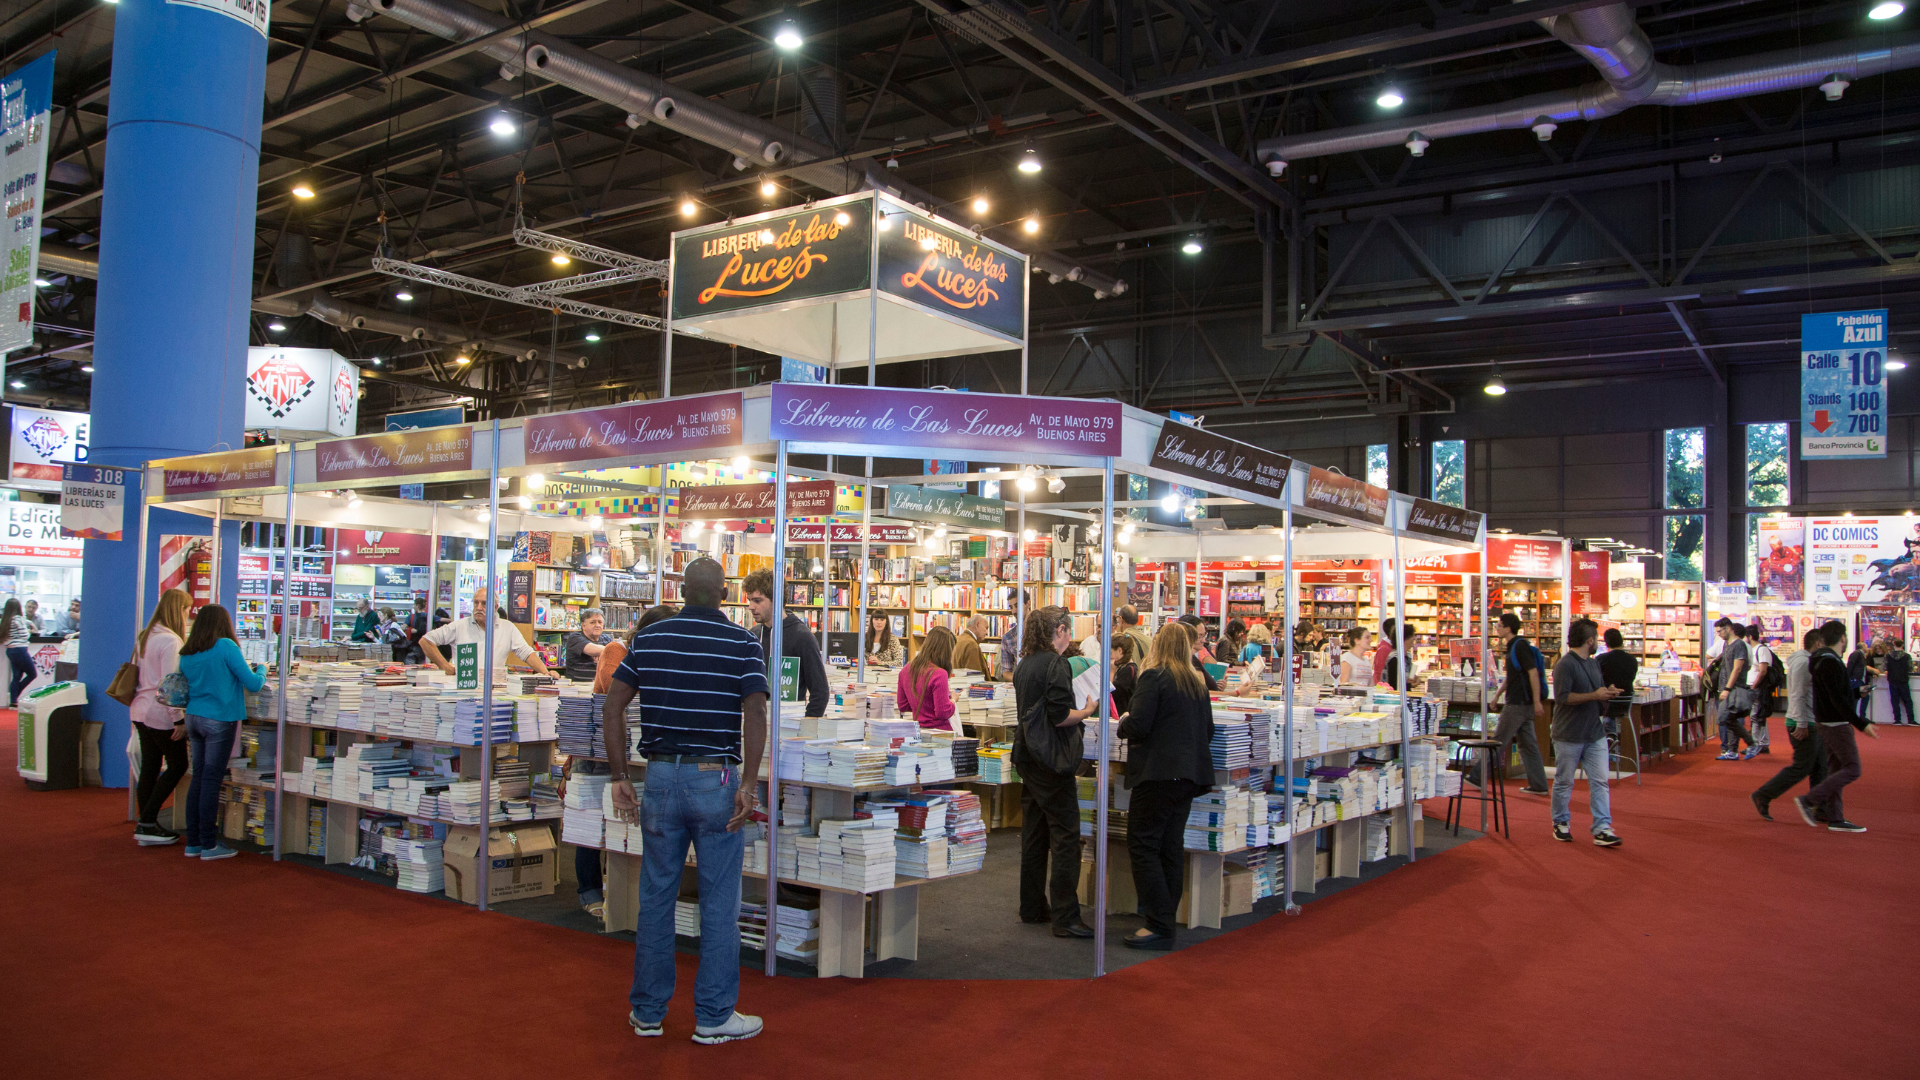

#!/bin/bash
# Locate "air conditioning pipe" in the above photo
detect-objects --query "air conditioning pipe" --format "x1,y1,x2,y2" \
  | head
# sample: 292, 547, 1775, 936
350, 0, 1126, 297
1256, 3, 1920, 167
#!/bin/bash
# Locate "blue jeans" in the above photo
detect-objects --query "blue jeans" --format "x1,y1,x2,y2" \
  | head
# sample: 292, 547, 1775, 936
631, 761, 744, 1028
184, 714, 238, 849
7, 645, 33, 706
1551, 738, 1613, 835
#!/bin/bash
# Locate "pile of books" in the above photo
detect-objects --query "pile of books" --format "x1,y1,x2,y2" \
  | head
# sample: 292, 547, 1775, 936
515, 691, 561, 742
825, 744, 887, 787
864, 718, 918, 745
773, 900, 821, 962
1210, 716, 1253, 770
976, 744, 1019, 783
562, 774, 609, 848
948, 736, 979, 779
448, 699, 517, 746
799, 714, 865, 740
392, 837, 444, 893
925, 788, 986, 873
555, 696, 602, 759
675, 898, 701, 937
833, 820, 897, 890
1184, 787, 1251, 852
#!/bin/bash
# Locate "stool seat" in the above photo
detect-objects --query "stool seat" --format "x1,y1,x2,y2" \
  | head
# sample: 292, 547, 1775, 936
1446, 739, 1510, 839
1457, 738, 1501, 749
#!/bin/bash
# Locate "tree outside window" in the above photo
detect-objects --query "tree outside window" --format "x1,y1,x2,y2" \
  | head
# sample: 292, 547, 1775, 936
1745, 423, 1789, 507
1367, 444, 1389, 490
1432, 439, 1465, 507
1665, 428, 1704, 509
1667, 514, 1705, 580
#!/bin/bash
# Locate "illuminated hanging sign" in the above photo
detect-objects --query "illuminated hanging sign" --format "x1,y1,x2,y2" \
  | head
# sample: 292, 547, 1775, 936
875, 200, 1026, 341
671, 203, 872, 322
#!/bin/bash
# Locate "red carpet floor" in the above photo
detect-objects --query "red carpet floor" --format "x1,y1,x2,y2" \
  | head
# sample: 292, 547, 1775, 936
4, 711, 1916, 1079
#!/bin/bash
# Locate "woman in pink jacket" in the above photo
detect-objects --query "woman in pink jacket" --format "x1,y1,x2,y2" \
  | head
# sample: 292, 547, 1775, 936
132, 589, 193, 846
898, 625, 958, 730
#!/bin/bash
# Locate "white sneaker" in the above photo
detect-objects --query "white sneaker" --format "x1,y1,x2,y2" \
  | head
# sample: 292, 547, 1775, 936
692, 1012, 763, 1045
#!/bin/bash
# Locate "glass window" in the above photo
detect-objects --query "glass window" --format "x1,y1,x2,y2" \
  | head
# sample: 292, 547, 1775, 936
1431, 439, 1465, 507
1664, 428, 1705, 509
1745, 423, 1789, 507
1745, 515, 1760, 588
1367, 444, 1389, 489
1666, 514, 1705, 581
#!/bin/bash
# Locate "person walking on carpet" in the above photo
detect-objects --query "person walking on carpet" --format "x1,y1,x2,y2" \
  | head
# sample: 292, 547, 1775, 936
1550, 618, 1624, 848
1753, 627, 1836, 823
1795, 620, 1877, 834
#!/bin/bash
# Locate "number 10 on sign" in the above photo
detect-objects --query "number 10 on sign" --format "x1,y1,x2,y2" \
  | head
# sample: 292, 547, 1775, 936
1800, 309, 1889, 460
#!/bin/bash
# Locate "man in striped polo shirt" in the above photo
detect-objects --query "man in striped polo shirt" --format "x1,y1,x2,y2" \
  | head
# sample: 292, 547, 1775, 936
605, 557, 769, 1045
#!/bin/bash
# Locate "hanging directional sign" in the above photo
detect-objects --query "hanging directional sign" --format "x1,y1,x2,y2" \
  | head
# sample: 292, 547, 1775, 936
1801, 309, 1888, 460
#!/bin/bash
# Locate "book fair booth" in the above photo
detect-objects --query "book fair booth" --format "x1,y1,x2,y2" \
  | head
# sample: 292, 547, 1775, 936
131, 380, 1517, 980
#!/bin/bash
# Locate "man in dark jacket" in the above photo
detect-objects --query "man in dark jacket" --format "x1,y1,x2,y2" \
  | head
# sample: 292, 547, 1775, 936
742, 569, 828, 718
1797, 620, 1877, 833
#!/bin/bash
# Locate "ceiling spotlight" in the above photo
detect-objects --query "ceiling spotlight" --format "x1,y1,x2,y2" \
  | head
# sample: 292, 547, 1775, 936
584, 331, 601, 342
773, 20, 804, 49
32, 278, 50, 288
1160, 492, 1181, 513
1181, 235, 1204, 255
395, 289, 413, 302
291, 182, 315, 199
1886, 354, 1909, 371
1377, 86, 1404, 109
8, 379, 22, 389
1017, 146, 1042, 173
971, 195, 989, 215
1022, 529, 1037, 543
517, 495, 533, 510
1017, 471, 1036, 493
371, 356, 383, 366
760, 176, 778, 197
267, 320, 287, 332
587, 515, 604, 529
551, 253, 571, 266
1530, 116, 1558, 142
834, 210, 851, 226
713, 522, 728, 534
489, 113, 516, 137
886, 155, 900, 170
346, 491, 362, 507
920, 234, 939, 251
732, 455, 750, 469
685, 520, 703, 535
1046, 474, 1066, 494
933, 525, 947, 539
81, 364, 94, 373
476, 508, 491, 522
525, 473, 545, 488
1023, 216, 1040, 234
1869, 1, 1903, 18
455, 355, 471, 365
1406, 130, 1431, 157
1819, 74, 1851, 101
1484, 365, 1508, 395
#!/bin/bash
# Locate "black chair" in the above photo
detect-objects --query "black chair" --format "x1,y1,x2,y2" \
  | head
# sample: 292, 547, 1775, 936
1446, 738, 1509, 839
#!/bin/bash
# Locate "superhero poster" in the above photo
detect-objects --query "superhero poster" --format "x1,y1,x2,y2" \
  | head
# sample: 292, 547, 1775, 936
1755, 517, 1805, 601
1808, 517, 1920, 603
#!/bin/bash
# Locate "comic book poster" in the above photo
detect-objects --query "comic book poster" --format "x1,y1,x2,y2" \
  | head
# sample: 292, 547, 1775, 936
1755, 517, 1805, 601
1807, 517, 1920, 602
1859, 604, 1905, 648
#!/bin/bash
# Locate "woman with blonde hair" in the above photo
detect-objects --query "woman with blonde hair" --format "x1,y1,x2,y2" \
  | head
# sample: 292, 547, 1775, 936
1117, 623, 1216, 950
899, 625, 958, 730
131, 589, 193, 845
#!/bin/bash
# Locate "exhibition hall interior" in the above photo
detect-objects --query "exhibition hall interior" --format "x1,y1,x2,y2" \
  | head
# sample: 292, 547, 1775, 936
0, 0, 1914, 1075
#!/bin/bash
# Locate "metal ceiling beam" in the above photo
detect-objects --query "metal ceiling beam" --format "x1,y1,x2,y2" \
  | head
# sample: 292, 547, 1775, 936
1131, 0, 1620, 98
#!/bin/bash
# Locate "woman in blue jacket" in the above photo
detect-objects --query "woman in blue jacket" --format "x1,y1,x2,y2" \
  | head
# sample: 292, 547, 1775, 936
176, 605, 265, 860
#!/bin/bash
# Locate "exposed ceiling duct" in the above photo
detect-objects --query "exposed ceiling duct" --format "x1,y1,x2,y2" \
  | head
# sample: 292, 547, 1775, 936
1257, 5, 1920, 169
39, 244, 582, 367
349, 0, 1127, 298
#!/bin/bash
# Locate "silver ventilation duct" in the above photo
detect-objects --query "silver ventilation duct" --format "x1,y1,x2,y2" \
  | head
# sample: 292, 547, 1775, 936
38, 244, 581, 367
351, 0, 1125, 297
1257, 5, 1920, 167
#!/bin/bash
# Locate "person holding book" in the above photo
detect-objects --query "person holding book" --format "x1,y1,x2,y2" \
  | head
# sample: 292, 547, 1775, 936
899, 625, 958, 730
1013, 605, 1097, 938
1118, 623, 1215, 950
176, 604, 267, 860
605, 558, 768, 1044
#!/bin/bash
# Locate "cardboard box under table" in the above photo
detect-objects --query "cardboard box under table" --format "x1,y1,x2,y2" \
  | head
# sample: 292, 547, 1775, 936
443, 824, 558, 906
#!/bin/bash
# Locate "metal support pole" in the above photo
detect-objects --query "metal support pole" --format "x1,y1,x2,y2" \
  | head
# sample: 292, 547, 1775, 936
1281, 506, 1298, 913
273, 456, 296, 861
856, 470, 872, 682
1392, 513, 1415, 863
1014, 497, 1026, 678
1478, 554, 1491, 832
127, 478, 153, 824
210, 499, 223, 608
766, 443, 789, 978
654, 475, 670, 607
662, 255, 674, 399
478, 420, 501, 911
1092, 458, 1115, 975
1020, 257, 1030, 396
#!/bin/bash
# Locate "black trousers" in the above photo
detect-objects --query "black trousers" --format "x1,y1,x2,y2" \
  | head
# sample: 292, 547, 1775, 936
1754, 724, 1838, 821
1804, 723, 1862, 816
134, 723, 189, 825
1018, 764, 1083, 929
1127, 779, 1204, 936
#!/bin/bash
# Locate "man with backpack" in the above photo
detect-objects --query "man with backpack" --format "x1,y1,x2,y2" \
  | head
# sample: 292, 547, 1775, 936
1493, 613, 1550, 796
1744, 623, 1781, 757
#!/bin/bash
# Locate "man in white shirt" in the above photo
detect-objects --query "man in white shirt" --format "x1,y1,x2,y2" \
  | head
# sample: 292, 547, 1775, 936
420, 590, 553, 677
1745, 623, 1775, 759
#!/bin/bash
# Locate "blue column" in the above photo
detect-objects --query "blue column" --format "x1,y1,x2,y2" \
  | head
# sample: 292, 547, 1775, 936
79, 1, 266, 788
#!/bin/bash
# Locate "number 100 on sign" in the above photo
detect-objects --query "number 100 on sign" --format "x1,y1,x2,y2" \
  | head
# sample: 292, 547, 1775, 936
1801, 309, 1889, 461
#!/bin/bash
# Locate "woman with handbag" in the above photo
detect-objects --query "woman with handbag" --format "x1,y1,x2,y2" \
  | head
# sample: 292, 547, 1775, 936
898, 625, 958, 730
176, 604, 266, 861
1118, 623, 1216, 950
1013, 606, 1097, 938
129, 589, 193, 845
4, 598, 34, 706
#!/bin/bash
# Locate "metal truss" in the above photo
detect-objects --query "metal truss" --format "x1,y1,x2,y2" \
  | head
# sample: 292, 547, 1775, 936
371, 257, 664, 331
511, 226, 669, 278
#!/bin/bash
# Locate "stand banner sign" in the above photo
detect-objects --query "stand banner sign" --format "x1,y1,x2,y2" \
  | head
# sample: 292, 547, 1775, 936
1487, 535, 1565, 578
9, 406, 88, 490
1300, 466, 1388, 526
769, 383, 1122, 457
884, 484, 1006, 530
677, 479, 835, 520
1608, 561, 1646, 622
507, 567, 534, 624
523, 392, 743, 465
59, 463, 133, 540
163, 447, 279, 497
672, 203, 872, 321
1800, 309, 1887, 460
455, 642, 479, 690
1402, 497, 1482, 543
386, 405, 466, 431
315, 426, 474, 482
1148, 422, 1291, 502
876, 201, 1025, 340
332, 528, 432, 565
0, 52, 53, 358
1569, 552, 1609, 615
786, 523, 917, 544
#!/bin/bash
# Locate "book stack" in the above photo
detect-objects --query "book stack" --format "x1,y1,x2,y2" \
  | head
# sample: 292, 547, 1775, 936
1210, 716, 1253, 770
774, 901, 821, 962
1184, 788, 1251, 852
948, 736, 978, 779
835, 820, 897, 890
555, 696, 601, 759
894, 831, 949, 878
882, 743, 951, 786
975, 744, 1019, 783
863, 718, 918, 746
858, 690, 900, 719
798, 714, 865, 741
924, 788, 986, 873
963, 682, 1017, 726
737, 900, 769, 952
298, 755, 332, 796
507, 673, 557, 696
305, 802, 327, 857
825, 744, 887, 787
440, 779, 486, 823
338, 741, 408, 802
563, 774, 609, 848
447, 699, 516, 746
310, 678, 367, 730
794, 832, 822, 884
779, 785, 811, 827
515, 691, 561, 742
393, 837, 445, 893
675, 898, 701, 937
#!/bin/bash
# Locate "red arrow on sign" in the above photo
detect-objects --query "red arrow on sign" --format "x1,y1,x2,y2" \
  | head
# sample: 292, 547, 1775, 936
1811, 410, 1834, 433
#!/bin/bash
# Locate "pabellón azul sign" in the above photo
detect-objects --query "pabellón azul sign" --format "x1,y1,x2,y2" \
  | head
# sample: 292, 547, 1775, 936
671, 202, 872, 322
1800, 309, 1888, 460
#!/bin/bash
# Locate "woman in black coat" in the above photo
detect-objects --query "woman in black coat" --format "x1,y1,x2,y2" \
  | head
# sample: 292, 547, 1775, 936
1117, 623, 1216, 950
1013, 605, 1098, 938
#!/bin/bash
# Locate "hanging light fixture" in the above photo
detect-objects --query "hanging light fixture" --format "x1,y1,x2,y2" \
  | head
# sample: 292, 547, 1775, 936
1017, 146, 1042, 173
551, 253, 571, 266
290, 182, 316, 200
587, 515, 604, 529
489, 112, 517, 136
681, 198, 699, 217
1017, 469, 1036, 493
1869, 1, 1904, 18
1046, 473, 1065, 494
1181, 235, 1204, 255
394, 289, 414, 302
1022, 215, 1040, 234
1160, 492, 1181, 513
1484, 364, 1508, 396
773, 20, 804, 49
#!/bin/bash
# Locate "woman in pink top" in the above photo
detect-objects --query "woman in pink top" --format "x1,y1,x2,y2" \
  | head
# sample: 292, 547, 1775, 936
899, 625, 958, 730
132, 589, 193, 846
